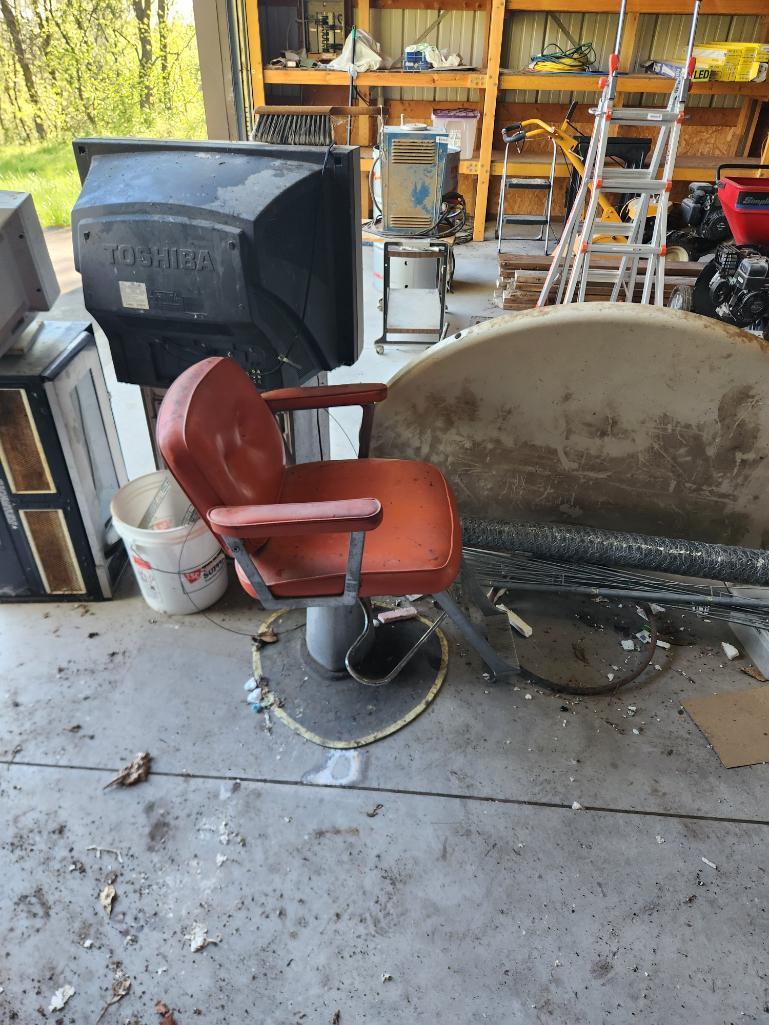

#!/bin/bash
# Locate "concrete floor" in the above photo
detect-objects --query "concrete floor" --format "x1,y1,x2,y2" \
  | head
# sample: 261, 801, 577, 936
2, 232, 769, 1024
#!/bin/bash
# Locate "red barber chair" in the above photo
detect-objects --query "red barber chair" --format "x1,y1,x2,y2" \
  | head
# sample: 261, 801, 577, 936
156, 357, 516, 683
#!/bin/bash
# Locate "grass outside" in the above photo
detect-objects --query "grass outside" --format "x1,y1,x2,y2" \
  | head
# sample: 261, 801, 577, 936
0, 142, 81, 228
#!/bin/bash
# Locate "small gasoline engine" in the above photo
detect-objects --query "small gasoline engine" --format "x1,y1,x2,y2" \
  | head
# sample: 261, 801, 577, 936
668, 164, 769, 336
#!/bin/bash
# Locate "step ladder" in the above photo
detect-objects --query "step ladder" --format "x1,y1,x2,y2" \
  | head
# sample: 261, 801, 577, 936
538, 0, 701, 307
497, 139, 557, 254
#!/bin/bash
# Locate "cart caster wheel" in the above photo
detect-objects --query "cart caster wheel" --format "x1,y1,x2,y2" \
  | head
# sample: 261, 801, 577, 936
375, 344, 384, 355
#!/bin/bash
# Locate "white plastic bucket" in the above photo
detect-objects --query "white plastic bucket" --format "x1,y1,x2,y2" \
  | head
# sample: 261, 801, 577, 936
110, 470, 228, 615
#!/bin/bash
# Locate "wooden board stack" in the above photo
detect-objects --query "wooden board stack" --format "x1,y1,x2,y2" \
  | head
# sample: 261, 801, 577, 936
494, 254, 703, 311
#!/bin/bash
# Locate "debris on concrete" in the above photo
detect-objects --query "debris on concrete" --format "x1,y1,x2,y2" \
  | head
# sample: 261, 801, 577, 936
701, 856, 717, 870
626, 705, 637, 717
243, 677, 258, 692
495, 603, 533, 638
256, 624, 279, 645
524, 693, 533, 700
721, 641, 740, 661
87, 845, 123, 863
620, 639, 635, 651
741, 665, 768, 683
99, 883, 116, 916
155, 1000, 177, 1025
83, 938, 93, 949
64, 723, 81, 732
378, 606, 418, 624
48, 984, 75, 1012
607, 673, 615, 682
381, 973, 393, 983
332, 1012, 341, 1025
571, 801, 584, 811
655, 639, 671, 649
104, 752, 151, 789
366, 803, 384, 818
245, 686, 263, 707
683, 686, 769, 768
95, 969, 131, 1023
655, 835, 665, 844
216, 853, 227, 867
186, 921, 222, 952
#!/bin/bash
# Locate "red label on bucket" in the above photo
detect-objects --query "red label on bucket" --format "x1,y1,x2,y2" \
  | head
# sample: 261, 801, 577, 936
132, 553, 152, 570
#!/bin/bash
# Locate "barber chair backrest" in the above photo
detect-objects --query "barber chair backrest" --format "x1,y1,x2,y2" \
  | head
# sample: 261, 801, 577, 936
157, 357, 285, 545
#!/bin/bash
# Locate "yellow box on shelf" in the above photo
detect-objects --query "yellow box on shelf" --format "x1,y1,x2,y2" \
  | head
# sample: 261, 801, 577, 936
693, 41, 769, 83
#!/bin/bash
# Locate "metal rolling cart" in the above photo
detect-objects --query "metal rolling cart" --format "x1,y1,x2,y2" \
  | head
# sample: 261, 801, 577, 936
374, 238, 451, 354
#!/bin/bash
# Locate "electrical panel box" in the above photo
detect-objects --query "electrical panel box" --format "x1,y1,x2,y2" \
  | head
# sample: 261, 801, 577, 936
0, 321, 127, 601
305, 0, 345, 56
380, 127, 458, 236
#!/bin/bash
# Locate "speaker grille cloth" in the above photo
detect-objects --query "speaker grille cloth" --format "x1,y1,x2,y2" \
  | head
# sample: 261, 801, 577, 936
0, 389, 54, 493
20, 509, 85, 594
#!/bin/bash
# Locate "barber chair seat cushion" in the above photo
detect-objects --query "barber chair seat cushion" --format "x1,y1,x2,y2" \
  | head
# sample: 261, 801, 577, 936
235, 457, 461, 599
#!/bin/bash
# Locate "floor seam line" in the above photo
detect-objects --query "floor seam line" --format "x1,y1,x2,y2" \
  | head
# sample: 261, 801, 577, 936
2, 757, 768, 828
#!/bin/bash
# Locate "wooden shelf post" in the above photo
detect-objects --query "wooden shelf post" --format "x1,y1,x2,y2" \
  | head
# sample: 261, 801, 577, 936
245, 0, 266, 108
473, 0, 505, 241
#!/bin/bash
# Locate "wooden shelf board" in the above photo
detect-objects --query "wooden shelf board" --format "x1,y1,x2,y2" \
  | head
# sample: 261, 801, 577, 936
489, 152, 763, 179
263, 68, 488, 88
505, 0, 768, 12
499, 71, 769, 97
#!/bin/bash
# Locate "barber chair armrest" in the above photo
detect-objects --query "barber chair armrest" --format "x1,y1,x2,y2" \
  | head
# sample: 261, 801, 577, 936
209, 498, 383, 538
262, 383, 387, 412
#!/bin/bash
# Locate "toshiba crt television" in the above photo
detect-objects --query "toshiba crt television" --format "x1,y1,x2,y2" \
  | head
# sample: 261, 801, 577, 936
71, 138, 363, 389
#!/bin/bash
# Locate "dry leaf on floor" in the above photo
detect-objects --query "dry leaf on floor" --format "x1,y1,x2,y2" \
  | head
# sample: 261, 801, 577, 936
49, 984, 75, 1012
185, 921, 222, 952
99, 883, 116, 916
256, 625, 279, 645
332, 1012, 341, 1025
155, 1000, 177, 1025
366, 803, 383, 818
95, 971, 131, 1023
104, 752, 151, 789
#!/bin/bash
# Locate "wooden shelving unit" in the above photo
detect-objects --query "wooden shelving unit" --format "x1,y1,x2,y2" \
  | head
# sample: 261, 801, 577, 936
245, 0, 768, 241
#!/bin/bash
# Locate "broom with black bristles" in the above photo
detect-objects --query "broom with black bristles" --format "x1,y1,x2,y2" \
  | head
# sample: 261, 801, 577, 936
251, 105, 380, 147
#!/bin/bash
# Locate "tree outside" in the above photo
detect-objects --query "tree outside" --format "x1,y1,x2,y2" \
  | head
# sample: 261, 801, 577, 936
0, 0, 207, 226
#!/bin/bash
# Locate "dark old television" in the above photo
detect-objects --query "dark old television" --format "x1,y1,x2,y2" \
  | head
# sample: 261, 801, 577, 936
71, 138, 363, 390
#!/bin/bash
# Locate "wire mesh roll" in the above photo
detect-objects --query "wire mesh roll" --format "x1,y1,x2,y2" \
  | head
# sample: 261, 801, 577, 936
461, 519, 769, 587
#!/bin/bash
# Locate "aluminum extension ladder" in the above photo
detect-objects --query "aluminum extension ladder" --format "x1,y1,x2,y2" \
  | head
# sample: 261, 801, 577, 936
538, 0, 701, 307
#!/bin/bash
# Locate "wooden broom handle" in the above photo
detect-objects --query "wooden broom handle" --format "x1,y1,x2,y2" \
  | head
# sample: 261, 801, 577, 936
253, 105, 381, 117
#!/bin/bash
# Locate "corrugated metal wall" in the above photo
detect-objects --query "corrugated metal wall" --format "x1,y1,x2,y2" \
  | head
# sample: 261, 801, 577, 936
502, 11, 617, 104
633, 13, 761, 108
372, 8, 486, 102
261, 7, 761, 110
500, 11, 761, 109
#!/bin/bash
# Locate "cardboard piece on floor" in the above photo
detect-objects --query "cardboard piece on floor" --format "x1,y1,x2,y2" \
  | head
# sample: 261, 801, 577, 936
683, 685, 769, 768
